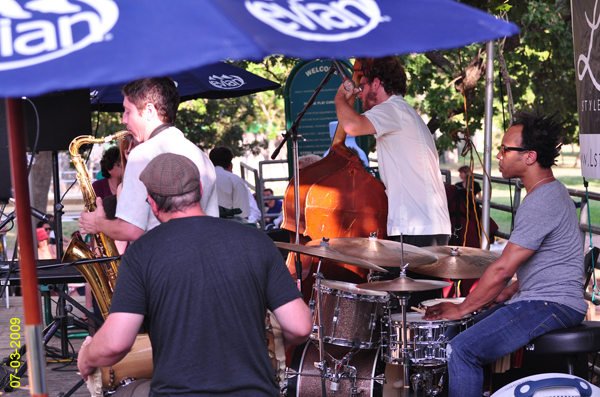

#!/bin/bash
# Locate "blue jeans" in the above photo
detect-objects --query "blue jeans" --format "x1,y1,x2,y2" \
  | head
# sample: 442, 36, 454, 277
447, 301, 585, 397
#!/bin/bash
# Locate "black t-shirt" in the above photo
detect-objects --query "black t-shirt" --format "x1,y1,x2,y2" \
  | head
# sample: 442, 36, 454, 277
454, 180, 481, 197
110, 216, 302, 396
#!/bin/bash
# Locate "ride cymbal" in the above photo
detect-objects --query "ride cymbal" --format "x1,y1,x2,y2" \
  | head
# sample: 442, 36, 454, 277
409, 246, 500, 279
306, 237, 438, 268
357, 277, 450, 292
274, 242, 388, 273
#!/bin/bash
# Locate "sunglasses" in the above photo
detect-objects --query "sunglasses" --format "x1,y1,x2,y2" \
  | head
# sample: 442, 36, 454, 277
498, 145, 528, 156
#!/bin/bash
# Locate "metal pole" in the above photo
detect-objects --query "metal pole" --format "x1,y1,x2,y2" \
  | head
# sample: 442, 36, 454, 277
481, 41, 494, 250
6, 98, 48, 397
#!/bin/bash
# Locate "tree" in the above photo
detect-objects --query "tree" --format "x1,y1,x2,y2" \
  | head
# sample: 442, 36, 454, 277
399, 0, 578, 156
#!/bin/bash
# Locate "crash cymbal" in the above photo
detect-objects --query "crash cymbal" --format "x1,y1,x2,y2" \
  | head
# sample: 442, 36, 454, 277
409, 246, 500, 279
306, 237, 438, 268
274, 242, 388, 273
357, 276, 451, 292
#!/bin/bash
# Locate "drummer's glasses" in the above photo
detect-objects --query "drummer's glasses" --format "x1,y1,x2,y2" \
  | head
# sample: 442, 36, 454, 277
358, 82, 369, 92
498, 145, 528, 156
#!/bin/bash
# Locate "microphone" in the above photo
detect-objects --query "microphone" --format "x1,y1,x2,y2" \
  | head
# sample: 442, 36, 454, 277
331, 59, 356, 91
31, 206, 51, 222
9, 198, 51, 222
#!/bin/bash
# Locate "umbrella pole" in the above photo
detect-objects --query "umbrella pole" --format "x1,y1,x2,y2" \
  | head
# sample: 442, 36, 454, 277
481, 41, 494, 250
6, 98, 48, 397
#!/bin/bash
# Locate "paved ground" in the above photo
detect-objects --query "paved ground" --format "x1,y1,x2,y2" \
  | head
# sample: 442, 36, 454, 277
0, 295, 90, 397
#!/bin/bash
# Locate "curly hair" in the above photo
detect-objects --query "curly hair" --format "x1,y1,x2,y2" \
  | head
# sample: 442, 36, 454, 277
513, 111, 563, 169
100, 146, 121, 179
361, 57, 407, 96
121, 77, 180, 123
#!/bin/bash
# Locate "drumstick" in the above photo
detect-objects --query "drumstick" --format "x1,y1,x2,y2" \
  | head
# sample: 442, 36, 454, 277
411, 306, 426, 314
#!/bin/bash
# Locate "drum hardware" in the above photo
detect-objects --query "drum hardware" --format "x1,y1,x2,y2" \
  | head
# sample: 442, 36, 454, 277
358, 253, 451, 397
287, 341, 386, 397
410, 366, 446, 396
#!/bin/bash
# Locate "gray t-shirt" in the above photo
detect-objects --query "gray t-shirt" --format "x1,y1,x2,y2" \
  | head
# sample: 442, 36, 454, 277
509, 179, 587, 314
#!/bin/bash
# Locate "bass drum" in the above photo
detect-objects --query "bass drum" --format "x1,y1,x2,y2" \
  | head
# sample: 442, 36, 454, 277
287, 342, 386, 397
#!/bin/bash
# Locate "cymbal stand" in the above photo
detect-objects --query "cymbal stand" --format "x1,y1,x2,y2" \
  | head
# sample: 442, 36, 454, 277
312, 256, 327, 397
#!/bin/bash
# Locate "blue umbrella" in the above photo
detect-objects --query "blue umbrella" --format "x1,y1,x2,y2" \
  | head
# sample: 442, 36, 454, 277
2, 2, 518, 394
0, 0, 519, 98
90, 61, 281, 112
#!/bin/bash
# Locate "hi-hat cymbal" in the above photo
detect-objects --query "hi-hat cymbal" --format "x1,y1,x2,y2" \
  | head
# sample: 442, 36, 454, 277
409, 246, 500, 279
275, 242, 388, 273
357, 277, 451, 292
306, 237, 438, 268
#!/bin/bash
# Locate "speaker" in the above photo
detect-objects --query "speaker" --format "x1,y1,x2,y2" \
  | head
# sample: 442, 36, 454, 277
24, 89, 91, 152
0, 89, 91, 203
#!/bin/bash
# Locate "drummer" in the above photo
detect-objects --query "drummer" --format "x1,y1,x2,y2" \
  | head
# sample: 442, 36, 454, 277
424, 111, 587, 397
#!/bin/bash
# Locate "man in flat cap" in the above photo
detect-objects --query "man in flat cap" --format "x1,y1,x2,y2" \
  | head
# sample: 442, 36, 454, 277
78, 153, 312, 396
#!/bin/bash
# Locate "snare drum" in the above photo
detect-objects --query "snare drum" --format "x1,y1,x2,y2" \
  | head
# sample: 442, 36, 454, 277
383, 312, 473, 366
312, 280, 389, 349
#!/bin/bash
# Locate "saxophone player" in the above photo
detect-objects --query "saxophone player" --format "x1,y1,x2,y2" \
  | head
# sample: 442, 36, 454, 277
79, 77, 219, 241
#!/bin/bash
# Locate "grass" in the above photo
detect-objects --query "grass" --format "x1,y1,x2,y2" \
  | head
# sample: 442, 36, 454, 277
464, 151, 600, 237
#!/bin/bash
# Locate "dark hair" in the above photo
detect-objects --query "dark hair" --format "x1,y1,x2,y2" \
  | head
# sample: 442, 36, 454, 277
209, 146, 234, 169
361, 57, 407, 96
458, 165, 471, 174
150, 186, 201, 213
121, 77, 180, 123
100, 146, 121, 179
513, 111, 563, 169
36, 220, 49, 228
264, 188, 274, 195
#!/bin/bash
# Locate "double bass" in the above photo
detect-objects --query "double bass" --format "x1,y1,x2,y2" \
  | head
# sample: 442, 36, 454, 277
281, 59, 388, 300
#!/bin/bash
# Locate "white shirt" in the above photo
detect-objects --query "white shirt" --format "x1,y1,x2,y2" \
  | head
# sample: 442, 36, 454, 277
214, 166, 251, 219
365, 95, 451, 236
247, 187, 261, 224
116, 127, 218, 232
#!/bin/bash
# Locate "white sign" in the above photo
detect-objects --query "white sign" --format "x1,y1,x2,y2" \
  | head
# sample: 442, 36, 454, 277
0, 0, 119, 71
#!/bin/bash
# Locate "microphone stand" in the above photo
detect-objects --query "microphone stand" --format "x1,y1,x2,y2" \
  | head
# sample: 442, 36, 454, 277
271, 64, 337, 291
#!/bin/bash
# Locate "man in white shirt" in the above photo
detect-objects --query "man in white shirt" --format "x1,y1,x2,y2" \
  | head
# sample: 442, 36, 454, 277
335, 57, 450, 248
79, 77, 218, 241
209, 146, 251, 220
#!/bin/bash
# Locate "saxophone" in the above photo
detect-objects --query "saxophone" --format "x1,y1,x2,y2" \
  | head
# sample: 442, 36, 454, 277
62, 130, 129, 319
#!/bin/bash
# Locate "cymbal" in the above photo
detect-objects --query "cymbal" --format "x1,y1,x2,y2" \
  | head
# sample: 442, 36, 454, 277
274, 242, 388, 273
306, 237, 438, 268
409, 246, 500, 279
357, 276, 451, 292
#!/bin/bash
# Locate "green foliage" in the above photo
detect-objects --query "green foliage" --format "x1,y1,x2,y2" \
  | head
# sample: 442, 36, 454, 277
397, 0, 578, 156
92, 56, 299, 154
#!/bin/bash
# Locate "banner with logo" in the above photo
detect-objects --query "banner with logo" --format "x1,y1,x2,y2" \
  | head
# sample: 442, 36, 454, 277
0, 1, 518, 99
574, 0, 600, 178
90, 62, 280, 112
